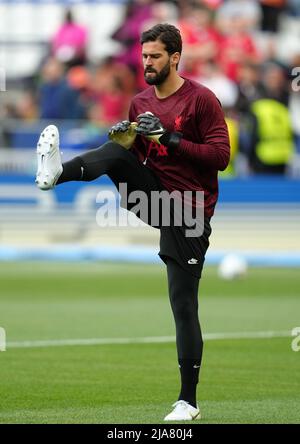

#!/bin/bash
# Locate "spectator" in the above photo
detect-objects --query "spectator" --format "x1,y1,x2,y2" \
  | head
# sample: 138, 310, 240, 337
91, 59, 135, 125
51, 9, 88, 67
198, 61, 238, 109
235, 62, 265, 165
289, 54, 300, 154
221, 113, 240, 176
67, 65, 91, 93
179, 3, 221, 77
111, 0, 153, 74
289, 91, 300, 154
199, 0, 224, 9
247, 97, 294, 174
288, 0, 300, 16
236, 62, 266, 113
216, 0, 262, 31
261, 61, 290, 105
98, 76, 131, 126
39, 57, 86, 120
216, 1, 261, 82
15, 92, 38, 122
259, 0, 287, 33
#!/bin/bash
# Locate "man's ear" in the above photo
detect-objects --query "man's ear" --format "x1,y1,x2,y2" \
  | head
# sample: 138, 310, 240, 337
171, 52, 181, 67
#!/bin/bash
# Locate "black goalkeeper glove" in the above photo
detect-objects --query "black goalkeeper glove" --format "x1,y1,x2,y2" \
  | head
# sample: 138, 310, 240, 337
135, 112, 182, 150
108, 120, 138, 150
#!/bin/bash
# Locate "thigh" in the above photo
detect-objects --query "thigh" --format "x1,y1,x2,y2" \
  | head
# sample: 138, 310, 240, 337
106, 144, 163, 222
101, 142, 161, 196
160, 217, 212, 279
81, 142, 163, 224
81, 142, 162, 196
166, 257, 200, 297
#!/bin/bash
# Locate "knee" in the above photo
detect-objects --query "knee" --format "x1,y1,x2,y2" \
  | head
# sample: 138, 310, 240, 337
78, 142, 130, 181
100, 141, 129, 159
170, 292, 197, 323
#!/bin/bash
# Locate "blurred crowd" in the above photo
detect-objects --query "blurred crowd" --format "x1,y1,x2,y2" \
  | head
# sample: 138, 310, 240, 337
2, 0, 300, 176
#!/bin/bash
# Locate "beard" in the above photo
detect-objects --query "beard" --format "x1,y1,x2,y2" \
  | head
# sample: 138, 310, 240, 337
144, 59, 171, 85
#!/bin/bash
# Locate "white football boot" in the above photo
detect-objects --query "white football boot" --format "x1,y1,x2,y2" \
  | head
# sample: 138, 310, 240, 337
36, 125, 62, 190
164, 400, 201, 421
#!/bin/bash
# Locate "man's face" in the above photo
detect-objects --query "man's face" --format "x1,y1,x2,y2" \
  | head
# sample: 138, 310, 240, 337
142, 40, 172, 86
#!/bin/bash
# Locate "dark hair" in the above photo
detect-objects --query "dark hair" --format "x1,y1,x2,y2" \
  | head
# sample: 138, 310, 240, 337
140, 23, 182, 56
65, 9, 73, 24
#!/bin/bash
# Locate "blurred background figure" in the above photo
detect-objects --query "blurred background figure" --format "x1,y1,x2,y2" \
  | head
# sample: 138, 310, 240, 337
39, 57, 87, 120
259, 0, 287, 33
179, 2, 221, 78
235, 63, 265, 114
51, 8, 88, 68
247, 96, 294, 174
90, 57, 135, 125
215, 0, 261, 82
111, 0, 154, 82
288, 0, 300, 16
198, 61, 238, 109
289, 55, 300, 154
14, 91, 38, 122
261, 61, 290, 105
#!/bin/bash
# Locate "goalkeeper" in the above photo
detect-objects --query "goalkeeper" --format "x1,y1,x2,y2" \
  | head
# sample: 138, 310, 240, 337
35, 24, 230, 421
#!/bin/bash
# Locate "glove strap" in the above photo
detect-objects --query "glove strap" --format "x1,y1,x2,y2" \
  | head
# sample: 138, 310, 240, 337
159, 131, 182, 150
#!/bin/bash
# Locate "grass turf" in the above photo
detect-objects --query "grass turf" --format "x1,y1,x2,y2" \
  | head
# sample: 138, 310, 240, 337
0, 262, 299, 424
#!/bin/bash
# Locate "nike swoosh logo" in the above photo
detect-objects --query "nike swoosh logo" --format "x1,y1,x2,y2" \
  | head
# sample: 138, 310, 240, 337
191, 411, 201, 420
188, 258, 199, 265
147, 127, 165, 135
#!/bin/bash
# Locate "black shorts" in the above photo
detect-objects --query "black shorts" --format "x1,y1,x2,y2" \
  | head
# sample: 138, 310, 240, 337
159, 216, 212, 279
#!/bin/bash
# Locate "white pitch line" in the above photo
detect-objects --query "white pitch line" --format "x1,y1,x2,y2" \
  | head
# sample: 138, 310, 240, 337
6, 330, 292, 350
7, 336, 176, 349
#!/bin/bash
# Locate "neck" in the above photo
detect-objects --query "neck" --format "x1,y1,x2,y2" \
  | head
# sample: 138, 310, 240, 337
154, 72, 184, 99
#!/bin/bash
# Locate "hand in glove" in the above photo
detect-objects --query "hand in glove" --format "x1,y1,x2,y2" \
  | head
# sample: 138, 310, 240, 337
135, 112, 182, 150
108, 120, 138, 150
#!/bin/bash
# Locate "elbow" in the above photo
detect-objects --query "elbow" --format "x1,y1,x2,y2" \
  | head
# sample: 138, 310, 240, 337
218, 161, 229, 171
218, 145, 230, 171
218, 151, 230, 171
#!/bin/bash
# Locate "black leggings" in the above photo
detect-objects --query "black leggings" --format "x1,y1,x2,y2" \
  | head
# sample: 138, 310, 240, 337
58, 141, 161, 195
166, 257, 202, 362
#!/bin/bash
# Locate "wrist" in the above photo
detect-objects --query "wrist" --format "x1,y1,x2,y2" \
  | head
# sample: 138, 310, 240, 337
159, 131, 182, 150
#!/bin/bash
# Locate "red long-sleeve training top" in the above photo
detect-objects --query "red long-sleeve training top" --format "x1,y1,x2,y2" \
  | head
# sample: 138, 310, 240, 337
129, 78, 230, 218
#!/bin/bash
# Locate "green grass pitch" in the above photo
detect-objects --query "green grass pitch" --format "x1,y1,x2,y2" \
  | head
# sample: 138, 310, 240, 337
0, 262, 299, 424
